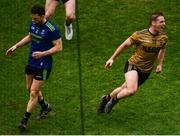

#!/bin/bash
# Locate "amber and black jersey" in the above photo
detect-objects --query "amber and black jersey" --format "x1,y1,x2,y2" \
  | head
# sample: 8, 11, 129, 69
129, 29, 168, 73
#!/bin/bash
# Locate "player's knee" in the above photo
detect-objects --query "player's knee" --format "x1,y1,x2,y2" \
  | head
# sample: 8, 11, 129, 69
127, 86, 137, 96
128, 87, 137, 96
45, 12, 53, 19
66, 12, 75, 21
128, 90, 136, 96
30, 91, 39, 98
30, 86, 39, 98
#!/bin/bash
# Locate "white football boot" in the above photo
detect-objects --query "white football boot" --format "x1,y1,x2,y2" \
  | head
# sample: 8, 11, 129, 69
64, 23, 73, 40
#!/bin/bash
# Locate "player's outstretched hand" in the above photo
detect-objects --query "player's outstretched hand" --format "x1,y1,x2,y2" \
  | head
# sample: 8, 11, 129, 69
104, 59, 114, 70
156, 64, 162, 74
6, 45, 17, 56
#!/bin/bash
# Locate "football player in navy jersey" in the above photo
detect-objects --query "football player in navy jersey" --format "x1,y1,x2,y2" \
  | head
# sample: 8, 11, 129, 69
6, 4, 62, 130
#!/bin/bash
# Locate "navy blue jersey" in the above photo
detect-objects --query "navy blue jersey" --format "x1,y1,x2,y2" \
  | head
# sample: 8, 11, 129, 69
28, 20, 61, 69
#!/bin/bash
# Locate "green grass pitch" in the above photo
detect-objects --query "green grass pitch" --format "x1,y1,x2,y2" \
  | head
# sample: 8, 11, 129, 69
0, 0, 179, 134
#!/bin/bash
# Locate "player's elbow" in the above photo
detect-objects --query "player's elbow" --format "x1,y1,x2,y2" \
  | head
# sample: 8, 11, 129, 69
59, 44, 63, 52
56, 45, 63, 52
58, 39, 63, 52
54, 40, 63, 53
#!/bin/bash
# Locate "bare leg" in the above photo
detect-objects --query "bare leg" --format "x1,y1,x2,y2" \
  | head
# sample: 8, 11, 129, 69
26, 75, 44, 106
18, 79, 44, 129
64, 0, 76, 24
26, 74, 33, 92
45, 0, 59, 19
26, 79, 44, 113
117, 70, 138, 99
110, 82, 127, 98
105, 70, 139, 113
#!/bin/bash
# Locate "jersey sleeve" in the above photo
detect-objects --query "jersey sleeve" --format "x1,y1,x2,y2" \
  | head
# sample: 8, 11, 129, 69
161, 36, 168, 49
51, 28, 61, 41
130, 31, 139, 44
29, 21, 33, 33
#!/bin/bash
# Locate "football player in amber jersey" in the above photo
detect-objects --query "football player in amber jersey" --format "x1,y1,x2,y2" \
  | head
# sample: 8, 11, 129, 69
97, 12, 168, 114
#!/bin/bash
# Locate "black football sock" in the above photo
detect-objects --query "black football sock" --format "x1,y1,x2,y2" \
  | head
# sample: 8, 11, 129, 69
106, 94, 111, 101
65, 20, 71, 26
22, 112, 31, 122
38, 99, 47, 110
112, 97, 119, 105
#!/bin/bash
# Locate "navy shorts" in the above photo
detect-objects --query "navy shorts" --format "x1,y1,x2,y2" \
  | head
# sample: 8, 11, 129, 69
25, 65, 51, 80
124, 61, 151, 86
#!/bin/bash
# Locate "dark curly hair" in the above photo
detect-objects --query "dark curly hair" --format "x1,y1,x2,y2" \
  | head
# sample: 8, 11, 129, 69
31, 4, 45, 16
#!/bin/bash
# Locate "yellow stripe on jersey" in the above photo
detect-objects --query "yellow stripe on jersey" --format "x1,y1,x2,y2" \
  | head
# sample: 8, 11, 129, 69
128, 29, 168, 73
45, 22, 55, 32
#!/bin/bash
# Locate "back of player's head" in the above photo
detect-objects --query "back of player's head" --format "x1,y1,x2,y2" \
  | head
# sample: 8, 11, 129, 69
149, 12, 164, 25
31, 4, 45, 16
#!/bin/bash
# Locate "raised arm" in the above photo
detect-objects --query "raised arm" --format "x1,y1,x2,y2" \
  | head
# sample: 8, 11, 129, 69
105, 37, 133, 69
6, 34, 32, 56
